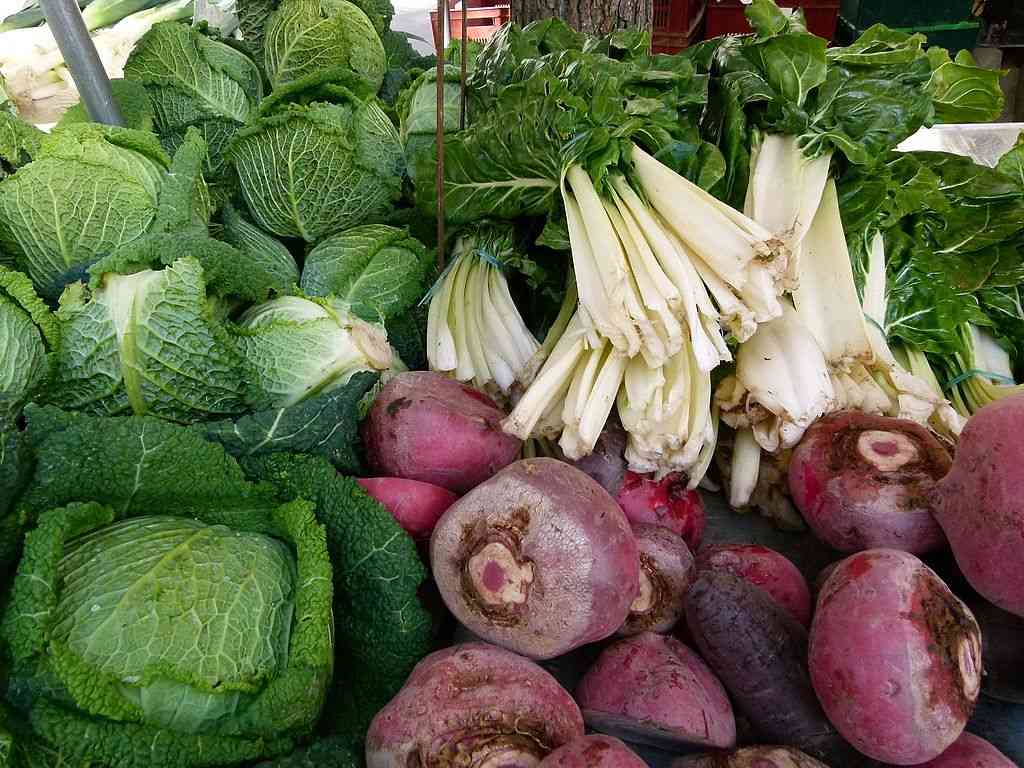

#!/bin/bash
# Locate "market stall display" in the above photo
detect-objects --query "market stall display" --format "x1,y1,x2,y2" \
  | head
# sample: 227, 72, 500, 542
0, 0, 1021, 765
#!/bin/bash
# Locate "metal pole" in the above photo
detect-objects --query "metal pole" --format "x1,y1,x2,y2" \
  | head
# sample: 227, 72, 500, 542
39, 0, 124, 126
435, 0, 447, 269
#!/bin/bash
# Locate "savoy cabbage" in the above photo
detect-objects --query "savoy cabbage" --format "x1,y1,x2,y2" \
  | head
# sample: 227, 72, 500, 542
0, 124, 169, 300
229, 91, 403, 242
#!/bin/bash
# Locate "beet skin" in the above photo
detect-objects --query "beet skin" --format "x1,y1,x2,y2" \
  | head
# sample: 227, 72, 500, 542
619, 523, 695, 636
788, 411, 950, 554
537, 735, 647, 768
809, 549, 982, 765
356, 477, 457, 540
685, 571, 843, 761
362, 371, 522, 493
430, 458, 639, 659
915, 732, 1018, 768
365, 642, 584, 768
575, 632, 736, 751
672, 746, 830, 768
616, 471, 706, 550
696, 544, 812, 627
931, 394, 1024, 618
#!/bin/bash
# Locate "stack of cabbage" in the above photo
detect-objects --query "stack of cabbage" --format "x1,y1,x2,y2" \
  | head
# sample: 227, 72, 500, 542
0, 0, 442, 764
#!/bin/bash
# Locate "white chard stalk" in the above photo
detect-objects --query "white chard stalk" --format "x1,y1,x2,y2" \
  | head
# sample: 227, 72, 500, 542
426, 238, 540, 399
745, 134, 832, 290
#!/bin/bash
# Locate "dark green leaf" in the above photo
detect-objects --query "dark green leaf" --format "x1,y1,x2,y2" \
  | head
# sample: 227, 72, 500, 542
201, 371, 378, 473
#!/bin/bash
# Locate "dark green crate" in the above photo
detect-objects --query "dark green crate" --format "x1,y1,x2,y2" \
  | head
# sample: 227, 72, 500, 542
839, 0, 972, 28
838, 16, 981, 55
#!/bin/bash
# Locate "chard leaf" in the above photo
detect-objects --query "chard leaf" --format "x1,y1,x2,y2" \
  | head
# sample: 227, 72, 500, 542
301, 225, 432, 321
201, 371, 378, 473
927, 48, 1005, 124
996, 132, 1024, 189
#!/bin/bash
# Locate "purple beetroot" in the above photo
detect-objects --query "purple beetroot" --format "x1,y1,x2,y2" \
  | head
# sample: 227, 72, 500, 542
914, 732, 1018, 767
696, 544, 812, 627
430, 458, 639, 659
357, 477, 457, 541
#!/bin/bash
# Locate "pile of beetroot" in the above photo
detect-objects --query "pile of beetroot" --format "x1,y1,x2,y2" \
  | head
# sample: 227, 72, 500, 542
359, 371, 1023, 768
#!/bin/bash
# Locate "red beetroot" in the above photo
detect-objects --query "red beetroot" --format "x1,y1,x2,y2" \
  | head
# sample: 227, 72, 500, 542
362, 371, 522, 493
788, 411, 951, 554
537, 735, 647, 768
430, 458, 639, 660
914, 732, 1018, 768
365, 642, 584, 768
931, 394, 1024, 618
809, 549, 982, 765
697, 544, 812, 627
616, 471, 706, 550
356, 477, 457, 540
575, 633, 736, 751
672, 747, 830, 768
620, 523, 695, 636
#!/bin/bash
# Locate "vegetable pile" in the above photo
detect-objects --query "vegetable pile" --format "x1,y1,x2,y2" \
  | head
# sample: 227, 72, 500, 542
0, 0, 1021, 765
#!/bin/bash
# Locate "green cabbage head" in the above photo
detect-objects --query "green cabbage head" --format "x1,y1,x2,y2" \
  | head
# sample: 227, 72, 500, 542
264, 0, 386, 94
1, 420, 335, 767
235, 295, 393, 408
0, 124, 169, 299
45, 257, 247, 421
229, 92, 403, 242
0, 267, 58, 427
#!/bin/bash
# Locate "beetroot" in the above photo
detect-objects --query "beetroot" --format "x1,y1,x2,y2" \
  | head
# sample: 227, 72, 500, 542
365, 642, 584, 767
788, 411, 950, 554
362, 371, 522, 493
430, 458, 639, 659
914, 732, 1018, 768
620, 523, 695, 636
672, 747, 830, 768
537, 735, 647, 768
809, 549, 982, 765
685, 571, 843, 762
570, 418, 629, 495
696, 544, 812, 627
931, 394, 1024, 618
356, 477, 457, 540
616, 471, 706, 550
575, 633, 736, 751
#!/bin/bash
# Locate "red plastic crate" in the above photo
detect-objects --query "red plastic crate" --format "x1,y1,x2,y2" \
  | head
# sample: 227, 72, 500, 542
705, 0, 840, 41
431, 4, 511, 48
652, 0, 706, 53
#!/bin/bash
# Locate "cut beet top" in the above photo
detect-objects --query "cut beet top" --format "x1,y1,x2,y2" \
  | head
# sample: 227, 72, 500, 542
430, 458, 639, 660
788, 411, 951, 554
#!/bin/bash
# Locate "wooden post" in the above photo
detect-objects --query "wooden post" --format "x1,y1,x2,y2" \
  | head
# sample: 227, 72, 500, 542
510, 0, 652, 35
